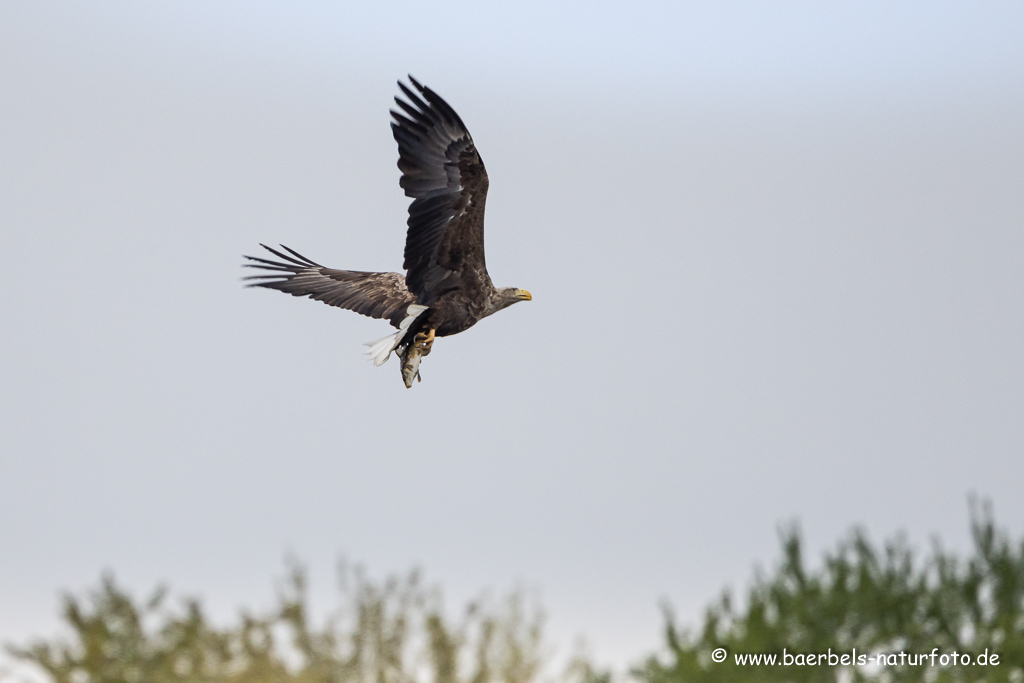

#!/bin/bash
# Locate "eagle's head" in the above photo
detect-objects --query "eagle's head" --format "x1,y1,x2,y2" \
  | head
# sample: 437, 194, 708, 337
485, 287, 532, 317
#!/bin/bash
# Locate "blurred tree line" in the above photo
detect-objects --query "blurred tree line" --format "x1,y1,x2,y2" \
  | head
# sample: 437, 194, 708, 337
5, 504, 1022, 683
636, 502, 1023, 683
3, 563, 583, 683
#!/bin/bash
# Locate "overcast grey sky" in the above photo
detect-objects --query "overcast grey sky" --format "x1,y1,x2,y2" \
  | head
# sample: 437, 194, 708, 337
2, 0, 1023, 672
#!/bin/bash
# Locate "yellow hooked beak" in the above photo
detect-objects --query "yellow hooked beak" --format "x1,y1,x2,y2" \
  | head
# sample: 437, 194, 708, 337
515, 289, 533, 301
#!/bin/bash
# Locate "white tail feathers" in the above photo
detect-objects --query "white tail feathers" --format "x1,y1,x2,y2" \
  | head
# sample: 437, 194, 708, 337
362, 304, 427, 366
363, 333, 401, 367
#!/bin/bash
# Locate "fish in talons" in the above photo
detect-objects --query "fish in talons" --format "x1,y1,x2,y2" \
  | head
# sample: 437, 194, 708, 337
399, 327, 434, 388
399, 342, 423, 388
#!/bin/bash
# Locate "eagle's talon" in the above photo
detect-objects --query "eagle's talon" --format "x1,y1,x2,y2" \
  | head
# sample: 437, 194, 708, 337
414, 328, 435, 355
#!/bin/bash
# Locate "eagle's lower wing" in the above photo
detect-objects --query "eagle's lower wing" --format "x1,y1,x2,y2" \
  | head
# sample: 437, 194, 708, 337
391, 76, 491, 304
243, 244, 416, 328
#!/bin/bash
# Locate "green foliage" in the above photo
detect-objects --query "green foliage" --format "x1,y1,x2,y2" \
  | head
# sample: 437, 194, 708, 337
635, 502, 1024, 683
6, 563, 556, 683
9, 505, 1024, 683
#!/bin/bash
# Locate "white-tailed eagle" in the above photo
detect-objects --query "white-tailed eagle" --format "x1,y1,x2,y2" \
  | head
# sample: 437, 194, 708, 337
243, 77, 531, 387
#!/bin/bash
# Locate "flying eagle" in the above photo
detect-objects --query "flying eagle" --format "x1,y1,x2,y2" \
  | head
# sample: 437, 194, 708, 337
243, 77, 532, 387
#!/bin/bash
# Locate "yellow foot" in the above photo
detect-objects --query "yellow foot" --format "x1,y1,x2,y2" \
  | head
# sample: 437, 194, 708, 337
414, 328, 435, 356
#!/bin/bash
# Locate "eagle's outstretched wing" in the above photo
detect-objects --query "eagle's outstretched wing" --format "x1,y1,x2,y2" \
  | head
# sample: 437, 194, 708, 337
391, 76, 492, 304
243, 244, 416, 328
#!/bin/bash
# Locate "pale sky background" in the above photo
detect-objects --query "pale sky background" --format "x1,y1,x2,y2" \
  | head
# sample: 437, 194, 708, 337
2, 0, 1023, 674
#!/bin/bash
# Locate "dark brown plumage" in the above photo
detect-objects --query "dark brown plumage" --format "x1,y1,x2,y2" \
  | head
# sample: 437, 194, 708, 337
243, 77, 531, 386
243, 244, 416, 327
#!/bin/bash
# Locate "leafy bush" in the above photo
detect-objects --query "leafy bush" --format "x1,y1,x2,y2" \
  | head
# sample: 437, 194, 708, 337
6, 563, 560, 683
635, 502, 1024, 683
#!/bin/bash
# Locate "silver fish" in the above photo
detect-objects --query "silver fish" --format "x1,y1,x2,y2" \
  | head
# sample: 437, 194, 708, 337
399, 342, 423, 388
